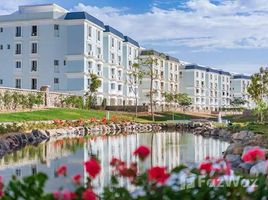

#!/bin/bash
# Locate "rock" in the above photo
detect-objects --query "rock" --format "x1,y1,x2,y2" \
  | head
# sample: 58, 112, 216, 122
225, 154, 242, 168
210, 129, 220, 136
231, 131, 254, 141
239, 163, 254, 173
224, 143, 244, 156
250, 161, 268, 175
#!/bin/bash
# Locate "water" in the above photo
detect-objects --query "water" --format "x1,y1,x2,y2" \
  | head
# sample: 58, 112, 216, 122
0, 131, 229, 193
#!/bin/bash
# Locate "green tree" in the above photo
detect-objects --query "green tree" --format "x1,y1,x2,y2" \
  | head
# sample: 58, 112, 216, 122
176, 93, 192, 112
163, 92, 174, 111
85, 73, 102, 109
248, 67, 268, 122
230, 97, 248, 108
127, 62, 144, 118
139, 51, 166, 121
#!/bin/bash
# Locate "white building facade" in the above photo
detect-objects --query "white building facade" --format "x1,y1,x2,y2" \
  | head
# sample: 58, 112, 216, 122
138, 50, 181, 109
0, 4, 140, 106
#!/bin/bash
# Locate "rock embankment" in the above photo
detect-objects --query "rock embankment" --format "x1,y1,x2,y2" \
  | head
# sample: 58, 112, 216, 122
175, 122, 268, 175
0, 123, 162, 159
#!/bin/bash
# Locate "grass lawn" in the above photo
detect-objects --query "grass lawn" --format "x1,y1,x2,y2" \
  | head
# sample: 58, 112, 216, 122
0, 108, 108, 122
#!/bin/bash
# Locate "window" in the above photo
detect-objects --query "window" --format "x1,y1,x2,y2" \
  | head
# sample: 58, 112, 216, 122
118, 85, 122, 91
16, 61, 21, 69
118, 41, 121, 50
31, 26, 37, 36
111, 83, 115, 90
0, 45, 3, 50
15, 79, 21, 88
64, 60, 66, 66
31, 43, 37, 54
111, 38, 114, 47
54, 24, 59, 37
88, 61, 92, 73
0, 79, 3, 84
88, 26, 92, 37
31, 78, 37, 89
97, 30, 101, 41
7, 44, 10, 49
54, 60, 59, 66
31, 60, 37, 71
15, 43, 21, 54
16, 26, 21, 37
54, 78, 59, 84
0, 27, 3, 32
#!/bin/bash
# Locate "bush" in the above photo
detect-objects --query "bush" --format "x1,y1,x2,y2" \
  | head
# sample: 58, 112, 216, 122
62, 96, 83, 109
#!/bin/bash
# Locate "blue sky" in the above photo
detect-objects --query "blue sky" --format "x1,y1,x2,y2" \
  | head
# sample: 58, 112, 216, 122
2, 0, 268, 74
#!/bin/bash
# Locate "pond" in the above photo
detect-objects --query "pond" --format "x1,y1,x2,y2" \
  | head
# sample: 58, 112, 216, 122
0, 131, 229, 193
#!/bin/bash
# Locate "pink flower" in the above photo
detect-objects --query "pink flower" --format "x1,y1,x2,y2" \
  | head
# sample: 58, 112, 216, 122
133, 145, 150, 160
56, 165, 67, 176
84, 158, 101, 179
82, 189, 97, 200
72, 174, 81, 185
110, 157, 123, 167
147, 166, 170, 184
242, 147, 265, 163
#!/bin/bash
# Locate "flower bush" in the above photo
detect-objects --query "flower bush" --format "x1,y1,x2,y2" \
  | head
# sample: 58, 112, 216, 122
0, 146, 268, 200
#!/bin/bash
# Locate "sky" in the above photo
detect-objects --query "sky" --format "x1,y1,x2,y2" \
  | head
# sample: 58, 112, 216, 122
1, 0, 268, 75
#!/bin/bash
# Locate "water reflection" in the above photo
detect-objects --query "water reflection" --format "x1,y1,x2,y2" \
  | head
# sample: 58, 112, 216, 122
0, 132, 229, 192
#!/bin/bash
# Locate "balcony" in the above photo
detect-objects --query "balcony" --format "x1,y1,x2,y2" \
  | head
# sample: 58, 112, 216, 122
96, 54, 103, 60
88, 51, 94, 57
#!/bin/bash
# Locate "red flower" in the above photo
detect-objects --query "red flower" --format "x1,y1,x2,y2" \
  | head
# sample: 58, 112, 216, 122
82, 189, 97, 200
62, 190, 77, 200
110, 157, 123, 167
242, 147, 265, 163
84, 158, 101, 179
199, 162, 213, 174
101, 117, 107, 124
133, 145, 150, 160
0, 176, 3, 198
147, 166, 170, 184
56, 165, 67, 176
53, 191, 60, 200
72, 174, 81, 184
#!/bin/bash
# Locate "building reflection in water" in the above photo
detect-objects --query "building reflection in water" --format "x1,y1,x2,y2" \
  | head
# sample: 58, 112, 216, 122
85, 132, 229, 193
0, 132, 229, 192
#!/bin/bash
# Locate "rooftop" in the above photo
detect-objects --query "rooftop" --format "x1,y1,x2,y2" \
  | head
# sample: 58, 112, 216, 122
104, 25, 124, 40
124, 36, 140, 47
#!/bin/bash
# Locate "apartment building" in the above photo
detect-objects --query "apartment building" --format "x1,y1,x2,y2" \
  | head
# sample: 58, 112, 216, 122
179, 64, 231, 111
0, 4, 140, 106
230, 74, 253, 108
138, 50, 181, 108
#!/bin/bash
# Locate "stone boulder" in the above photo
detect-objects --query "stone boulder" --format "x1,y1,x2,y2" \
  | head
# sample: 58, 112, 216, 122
250, 161, 268, 175
231, 131, 255, 141
225, 154, 242, 168
224, 143, 244, 156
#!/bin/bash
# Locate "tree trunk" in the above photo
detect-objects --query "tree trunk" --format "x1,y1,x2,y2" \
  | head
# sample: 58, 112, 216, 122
150, 73, 154, 121
135, 92, 138, 119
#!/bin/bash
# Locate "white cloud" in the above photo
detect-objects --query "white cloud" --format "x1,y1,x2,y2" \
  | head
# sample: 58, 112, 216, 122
0, 0, 44, 15
72, 1, 268, 51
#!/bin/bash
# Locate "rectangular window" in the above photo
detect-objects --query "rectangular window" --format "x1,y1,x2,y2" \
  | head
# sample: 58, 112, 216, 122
31, 78, 37, 89
31, 43, 37, 54
16, 26, 21, 37
118, 41, 121, 50
118, 85, 122, 91
88, 26, 92, 37
15, 79, 21, 88
97, 31, 101, 41
31, 60, 37, 71
111, 83, 115, 90
54, 60, 59, 66
54, 24, 59, 37
15, 43, 21, 54
16, 61, 21, 69
0, 45, 3, 50
0, 79, 3, 84
64, 60, 66, 66
7, 44, 10, 49
111, 38, 114, 47
0, 28, 3, 32
54, 78, 59, 84
31, 26, 37, 36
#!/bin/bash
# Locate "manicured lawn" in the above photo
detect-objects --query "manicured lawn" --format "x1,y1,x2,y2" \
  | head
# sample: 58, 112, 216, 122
0, 108, 107, 122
